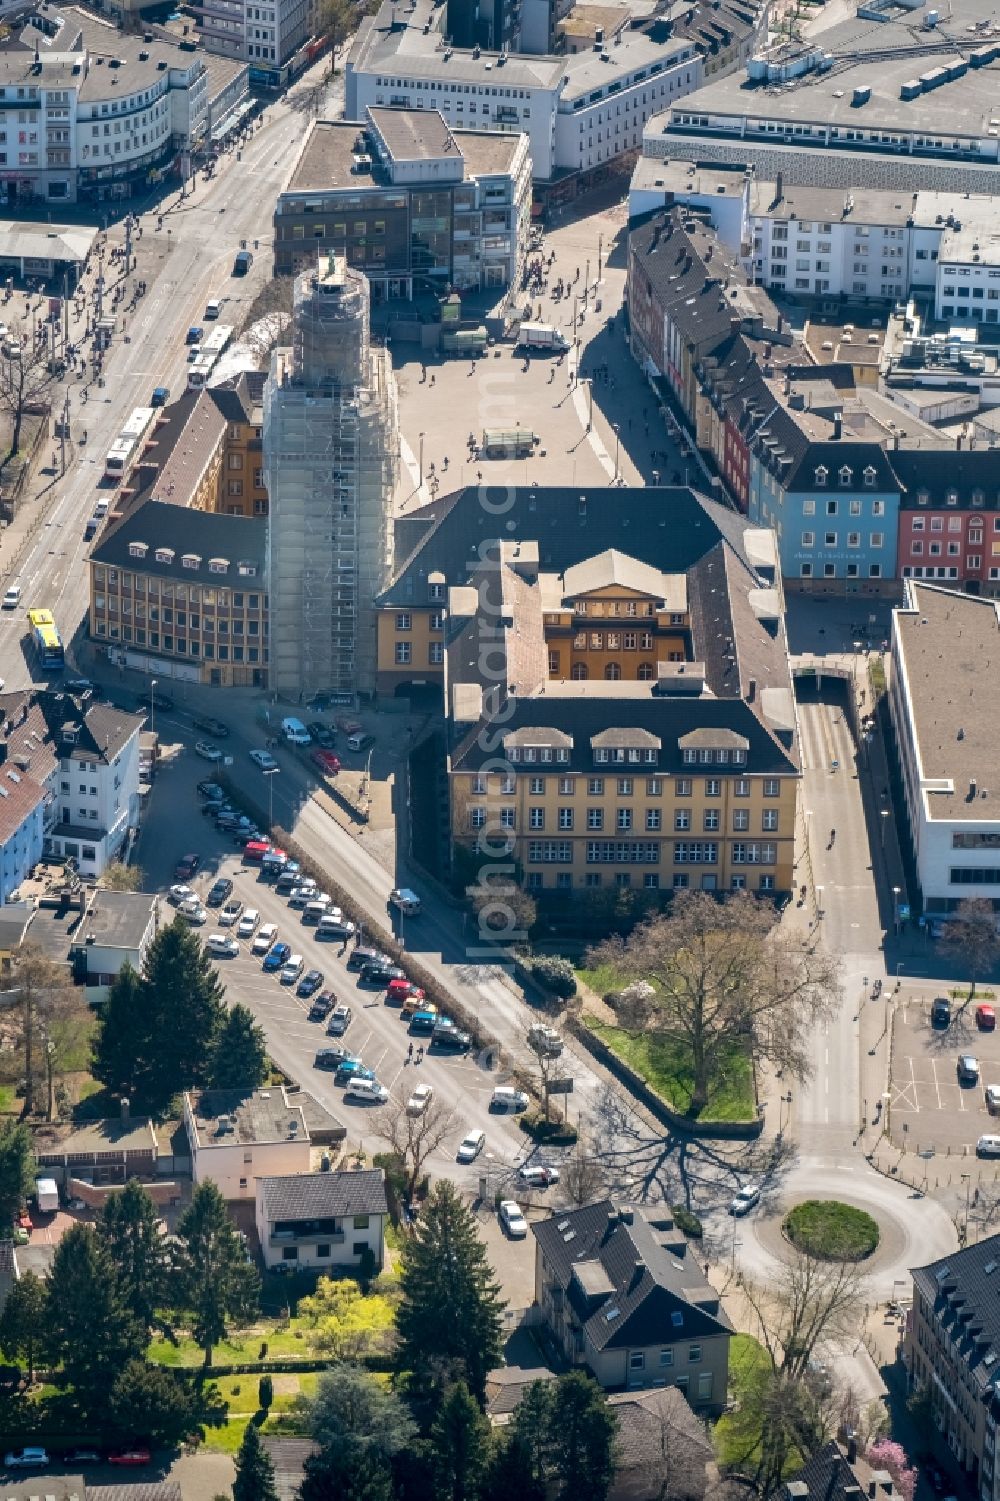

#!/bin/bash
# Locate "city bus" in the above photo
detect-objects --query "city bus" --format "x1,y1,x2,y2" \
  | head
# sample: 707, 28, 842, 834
104, 406, 157, 483
27, 608, 64, 671
187, 325, 234, 390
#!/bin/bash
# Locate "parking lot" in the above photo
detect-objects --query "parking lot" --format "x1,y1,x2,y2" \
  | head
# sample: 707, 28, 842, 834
888, 989, 1000, 1155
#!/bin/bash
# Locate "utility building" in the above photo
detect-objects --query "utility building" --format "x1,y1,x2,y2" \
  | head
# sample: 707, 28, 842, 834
264, 255, 397, 698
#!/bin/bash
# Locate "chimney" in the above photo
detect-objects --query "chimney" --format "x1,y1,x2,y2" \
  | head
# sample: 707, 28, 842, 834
748, 677, 757, 702
120, 1097, 130, 1123
776, 170, 783, 203
833, 415, 842, 440
970, 777, 978, 800
631, 1258, 646, 1288
957, 433, 963, 450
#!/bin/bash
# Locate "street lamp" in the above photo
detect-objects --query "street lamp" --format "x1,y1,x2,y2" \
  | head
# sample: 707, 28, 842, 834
263, 766, 279, 832
880, 808, 890, 848
961, 1171, 972, 1243
579, 376, 593, 429
612, 422, 621, 483
892, 885, 901, 935
150, 678, 157, 738
731, 1227, 742, 1274
419, 431, 425, 487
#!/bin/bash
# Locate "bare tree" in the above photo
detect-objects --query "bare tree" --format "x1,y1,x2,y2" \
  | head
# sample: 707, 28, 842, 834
560, 1136, 607, 1207
316, 0, 354, 75
941, 898, 1000, 1000
589, 891, 841, 1116
526, 1028, 562, 1121
0, 342, 52, 457
377, 1094, 457, 1199
0, 946, 76, 1118
739, 1247, 867, 1380
39, 986, 92, 1121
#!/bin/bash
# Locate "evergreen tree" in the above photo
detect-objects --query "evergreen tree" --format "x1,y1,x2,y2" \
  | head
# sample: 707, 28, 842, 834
142, 919, 227, 1110
211, 1005, 269, 1092
91, 964, 152, 1101
0, 1120, 35, 1228
233, 1420, 279, 1501
175, 1181, 259, 1366
430, 1381, 490, 1501
299, 1445, 394, 1501
508, 1380, 556, 1495
481, 1430, 546, 1501
547, 1371, 618, 1501
45, 1224, 144, 1412
0, 1268, 47, 1379
100, 1178, 168, 1332
308, 1364, 416, 1456
396, 1181, 505, 1404
108, 1359, 199, 1447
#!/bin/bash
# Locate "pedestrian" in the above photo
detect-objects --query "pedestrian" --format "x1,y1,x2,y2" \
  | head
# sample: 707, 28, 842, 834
407, 1042, 413, 1062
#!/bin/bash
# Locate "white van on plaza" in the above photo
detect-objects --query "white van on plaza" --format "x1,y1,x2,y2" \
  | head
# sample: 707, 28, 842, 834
281, 717, 311, 746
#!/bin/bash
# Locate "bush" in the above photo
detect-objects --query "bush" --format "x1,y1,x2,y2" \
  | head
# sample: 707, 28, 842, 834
783, 1200, 879, 1261
670, 1204, 703, 1239
258, 1374, 273, 1412
530, 956, 577, 999
518, 1109, 578, 1145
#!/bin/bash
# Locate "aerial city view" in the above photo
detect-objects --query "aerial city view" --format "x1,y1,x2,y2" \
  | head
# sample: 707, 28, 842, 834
0, 0, 996, 1492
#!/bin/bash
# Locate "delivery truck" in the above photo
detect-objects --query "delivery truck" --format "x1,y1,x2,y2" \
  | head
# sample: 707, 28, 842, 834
35, 1177, 58, 1213
515, 321, 569, 353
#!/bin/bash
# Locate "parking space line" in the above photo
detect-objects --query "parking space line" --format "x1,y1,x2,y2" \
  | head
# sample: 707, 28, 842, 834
929, 1057, 944, 1110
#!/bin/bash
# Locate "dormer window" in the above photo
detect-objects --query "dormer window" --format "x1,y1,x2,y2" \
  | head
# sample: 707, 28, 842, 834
595, 748, 609, 764
839, 466, 853, 487
238, 561, 258, 576
946, 490, 959, 507
128, 542, 148, 559
917, 489, 929, 506
209, 558, 229, 574
863, 466, 877, 488
972, 490, 985, 508
814, 466, 828, 487
182, 553, 201, 570
508, 748, 520, 763
154, 547, 174, 564
428, 582, 446, 601
523, 748, 536, 763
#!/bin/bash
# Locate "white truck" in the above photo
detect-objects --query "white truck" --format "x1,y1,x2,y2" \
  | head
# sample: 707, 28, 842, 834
35, 1177, 58, 1213
516, 321, 569, 353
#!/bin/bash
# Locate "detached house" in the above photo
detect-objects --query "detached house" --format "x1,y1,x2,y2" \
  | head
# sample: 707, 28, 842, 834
532, 1201, 731, 1412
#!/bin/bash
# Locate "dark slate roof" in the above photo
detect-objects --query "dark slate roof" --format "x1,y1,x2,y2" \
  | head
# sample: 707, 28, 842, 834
532, 1201, 732, 1352
258, 1168, 388, 1222
261, 1438, 320, 1501
890, 447, 1000, 508
380, 486, 762, 609
33, 690, 144, 766
90, 499, 267, 584
608, 1385, 713, 1480
788, 1442, 878, 1501
911, 1232, 1000, 1398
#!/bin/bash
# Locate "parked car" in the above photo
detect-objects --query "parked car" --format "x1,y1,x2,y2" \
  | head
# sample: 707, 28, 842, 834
280, 954, 305, 984
298, 969, 325, 998
262, 941, 291, 973
169, 883, 195, 905
287, 881, 319, 908
430, 1021, 470, 1050
311, 748, 342, 776
237, 909, 260, 939
308, 722, 337, 748
327, 1004, 353, 1035
174, 852, 201, 880
407, 1082, 434, 1116
389, 979, 424, 1006
931, 997, 952, 1027
315, 1048, 350, 1072
987, 1084, 1000, 1114
143, 690, 174, 712
317, 914, 356, 939
361, 961, 406, 987
389, 887, 421, 915
252, 922, 278, 955
207, 933, 239, 958
457, 1130, 486, 1163
195, 740, 222, 762
348, 946, 388, 971
499, 1200, 528, 1239
345, 1077, 388, 1104
977, 1004, 997, 1031
109, 1450, 152, 1467
219, 900, 243, 927
192, 715, 230, 738
958, 1054, 981, 1084
197, 780, 225, 799
335, 1061, 375, 1087
313, 1042, 357, 1068
490, 1086, 529, 1113
309, 991, 336, 1020
730, 1183, 762, 1216
977, 1134, 1000, 1158
1, 585, 21, 609
528, 1023, 563, 1057
517, 1164, 560, 1189
347, 732, 375, 753
179, 898, 207, 926
250, 748, 278, 770
207, 878, 233, 907
5, 1449, 49, 1469
63, 1450, 101, 1465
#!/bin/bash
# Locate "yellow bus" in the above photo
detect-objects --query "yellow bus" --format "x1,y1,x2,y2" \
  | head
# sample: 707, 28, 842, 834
27, 608, 64, 671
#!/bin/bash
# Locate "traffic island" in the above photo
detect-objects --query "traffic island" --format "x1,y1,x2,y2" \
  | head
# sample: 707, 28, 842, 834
783, 1199, 880, 1261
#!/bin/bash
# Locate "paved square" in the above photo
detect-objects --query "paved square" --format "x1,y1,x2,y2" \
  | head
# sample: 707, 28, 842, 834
888, 991, 1000, 1154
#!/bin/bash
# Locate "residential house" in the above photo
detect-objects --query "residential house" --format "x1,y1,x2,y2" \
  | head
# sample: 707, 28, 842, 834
35, 1113, 160, 1189
69, 888, 159, 1001
531, 1201, 732, 1410
184, 1087, 314, 1200
261, 1440, 320, 1501
209, 374, 268, 519
889, 581, 1000, 918
904, 1234, 1000, 1493
608, 1384, 715, 1501
255, 1169, 388, 1272
785, 1443, 902, 1501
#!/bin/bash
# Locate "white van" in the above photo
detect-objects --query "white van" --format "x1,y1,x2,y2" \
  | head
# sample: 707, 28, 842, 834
281, 717, 312, 746
318, 912, 356, 939
977, 1134, 1000, 1157
490, 1086, 530, 1114
345, 1077, 389, 1104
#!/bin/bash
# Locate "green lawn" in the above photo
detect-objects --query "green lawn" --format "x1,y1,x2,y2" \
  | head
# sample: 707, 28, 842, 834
0, 1084, 16, 1114
714, 1334, 770, 1467
584, 1018, 756, 1122
783, 1200, 879, 1261
201, 1373, 318, 1454
575, 962, 624, 1000
150, 1321, 315, 1368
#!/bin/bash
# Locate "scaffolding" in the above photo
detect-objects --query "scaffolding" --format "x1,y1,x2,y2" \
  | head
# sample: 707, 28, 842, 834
264, 255, 397, 697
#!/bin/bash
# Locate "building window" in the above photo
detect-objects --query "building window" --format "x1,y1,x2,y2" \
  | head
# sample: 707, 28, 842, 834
630, 1352, 645, 1371
395, 642, 411, 665
689, 1345, 702, 1363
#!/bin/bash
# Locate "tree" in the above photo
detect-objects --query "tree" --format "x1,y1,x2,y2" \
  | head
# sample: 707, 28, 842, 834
299, 1445, 394, 1501
45, 1224, 144, 1411
211, 1004, 269, 1092
0, 1268, 47, 1379
0, 1120, 35, 1228
430, 1380, 491, 1501
258, 1374, 273, 1413
102, 861, 142, 892
108, 1358, 199, 1446
0, 339, 52, 457
141, 918, 227, 1111
941, 898, 1000, 999
99, 1178, 169, 1332
547, 1371, 618, 1501
316, 0, 353, 74
469, 879, 537, 946
527, 1027, 563, 1122
377, 1094, 458, 1200
297, 1277, 395, 1360
866, 1441, 917, 1501
481, 1429, 546, 1501
174, 1181, 259, 1366
307, 1364, 416, 1455
39, 982, 92, 1122
739, 1247, 866, 1380
396, 1180, 505, 1404
1, 946, 76, 1119
588, 891, 841, 1116
720, 1363, 834, 1497
233, 1420, 279, 1501
91, 964, 152, 1101
509, 1379, 556, 1490
559, 1138, 607, 1208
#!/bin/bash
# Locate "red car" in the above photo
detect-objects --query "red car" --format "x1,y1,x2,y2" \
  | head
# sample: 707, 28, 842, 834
386, 978, 423, 1005
976, 1004, 997, 1031
109, 1450, 152, 1466
174, 852, 201, 880
311, 749, 341, 777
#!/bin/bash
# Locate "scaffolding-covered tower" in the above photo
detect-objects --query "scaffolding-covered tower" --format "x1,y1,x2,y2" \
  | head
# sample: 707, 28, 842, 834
264, 254, 398, 698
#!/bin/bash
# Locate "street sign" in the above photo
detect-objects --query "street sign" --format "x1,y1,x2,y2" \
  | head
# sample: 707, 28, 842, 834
548, 1078, 574, 1095
898, 903, 911, 920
